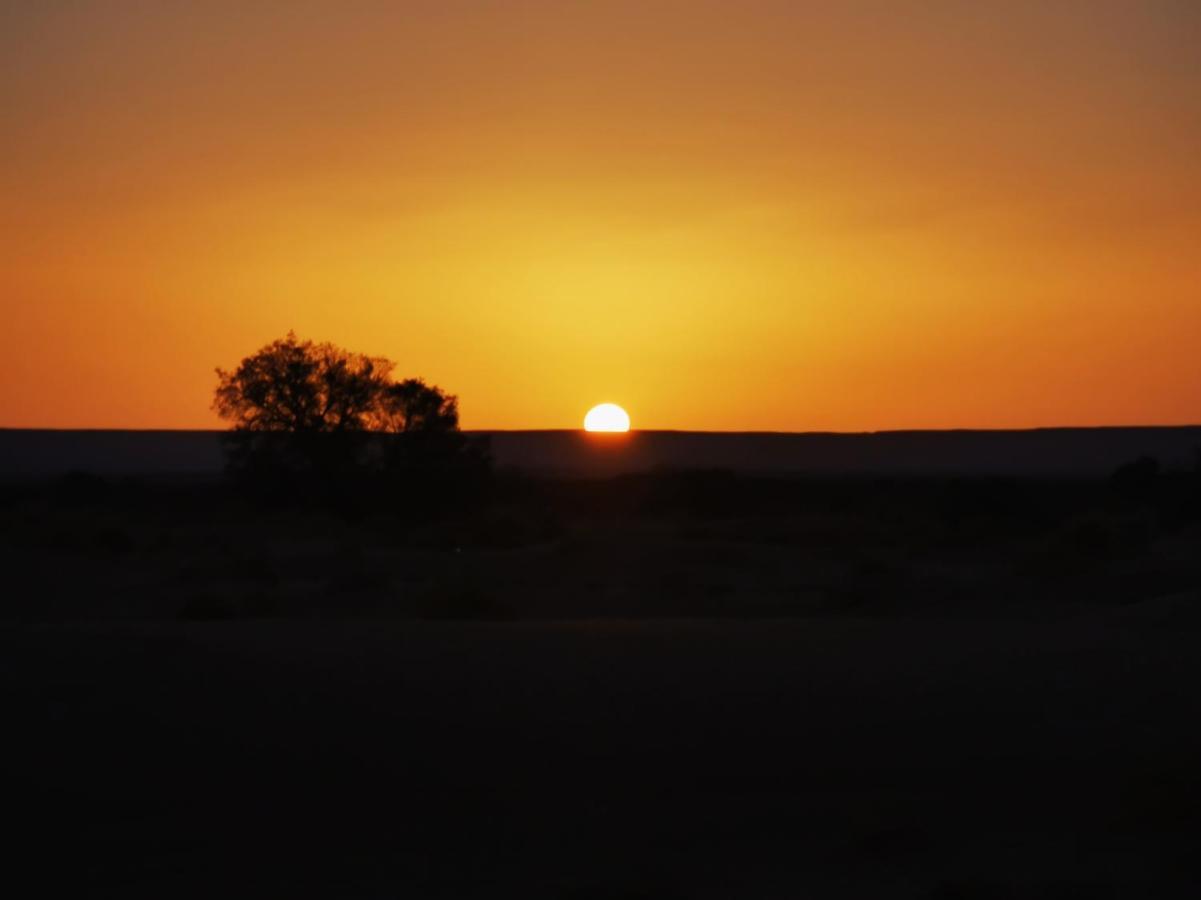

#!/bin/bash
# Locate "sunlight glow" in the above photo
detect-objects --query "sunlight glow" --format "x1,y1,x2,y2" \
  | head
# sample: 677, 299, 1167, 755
4, 5, 1201, 430
584, 403, 631, 432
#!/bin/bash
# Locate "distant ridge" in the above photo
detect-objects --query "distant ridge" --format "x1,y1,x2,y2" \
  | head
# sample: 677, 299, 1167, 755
2, 427, 1199, 480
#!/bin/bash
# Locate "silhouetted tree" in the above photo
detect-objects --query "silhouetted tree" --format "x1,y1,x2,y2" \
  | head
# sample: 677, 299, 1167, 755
1110, 455, 1160, 495
214, 333, 487, 503
214, 333, 397, 434
381, 378, 460, 433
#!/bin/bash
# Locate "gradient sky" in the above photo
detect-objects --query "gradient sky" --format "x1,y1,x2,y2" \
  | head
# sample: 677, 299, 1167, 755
3, 1, 1199, 430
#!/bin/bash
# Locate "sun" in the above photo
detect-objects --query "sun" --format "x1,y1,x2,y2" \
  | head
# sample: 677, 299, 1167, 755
583, 403, 631, 432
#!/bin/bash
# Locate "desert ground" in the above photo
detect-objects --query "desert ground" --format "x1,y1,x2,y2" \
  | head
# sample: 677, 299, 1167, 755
7, 614, 1201, 898
4, 431, 1201, 897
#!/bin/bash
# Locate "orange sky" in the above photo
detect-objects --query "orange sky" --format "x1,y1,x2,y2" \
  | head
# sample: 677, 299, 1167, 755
2, 1, 1199, 430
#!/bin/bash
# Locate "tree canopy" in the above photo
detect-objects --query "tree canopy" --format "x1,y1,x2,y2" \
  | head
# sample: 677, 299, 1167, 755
213, 333, 458, 435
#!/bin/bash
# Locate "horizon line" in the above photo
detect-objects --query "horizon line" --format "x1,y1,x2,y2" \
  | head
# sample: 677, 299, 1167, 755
3, 424, 1200, 436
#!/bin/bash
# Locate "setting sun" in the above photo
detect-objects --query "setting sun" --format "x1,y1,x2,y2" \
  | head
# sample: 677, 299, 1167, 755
584, 404, 631, 433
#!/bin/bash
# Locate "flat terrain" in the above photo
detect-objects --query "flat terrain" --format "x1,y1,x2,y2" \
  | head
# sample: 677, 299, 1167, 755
4, 426, 1201, 478
7, 615, 1201, 897
4, 468, 1201, 896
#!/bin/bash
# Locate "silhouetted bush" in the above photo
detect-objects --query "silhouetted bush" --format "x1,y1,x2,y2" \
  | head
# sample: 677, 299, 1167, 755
418, 570, 509, 619
1111, 455, 1160, 494
1042, 510, 1155, 564
51, 471, 111, 505
178, 589, 276, 621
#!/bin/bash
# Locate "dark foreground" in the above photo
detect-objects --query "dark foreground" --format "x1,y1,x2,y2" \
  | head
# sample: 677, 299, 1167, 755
8, 617, 1201, 898
5, 468, 1201, 896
